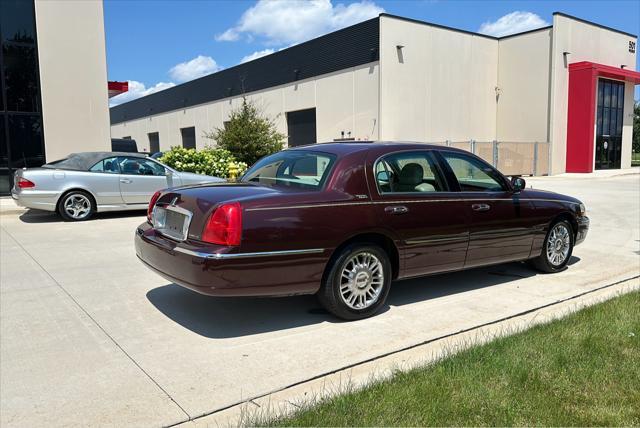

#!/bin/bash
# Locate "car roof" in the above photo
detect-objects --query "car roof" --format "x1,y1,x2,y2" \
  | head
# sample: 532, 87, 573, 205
288, 141, 467, 156
42, 151, 148, 171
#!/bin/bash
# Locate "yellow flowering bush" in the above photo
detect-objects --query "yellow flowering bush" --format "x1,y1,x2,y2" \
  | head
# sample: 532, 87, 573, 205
158, 146, 247, 179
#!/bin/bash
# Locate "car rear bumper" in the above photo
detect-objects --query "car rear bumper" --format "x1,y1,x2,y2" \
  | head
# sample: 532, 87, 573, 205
11, 189, 59, 212
135, 222, 327, 297
575, 216, 589, 246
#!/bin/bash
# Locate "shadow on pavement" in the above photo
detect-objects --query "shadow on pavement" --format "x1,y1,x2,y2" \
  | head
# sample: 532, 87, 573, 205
147, 257, 580, 339
18, 209, 146, 223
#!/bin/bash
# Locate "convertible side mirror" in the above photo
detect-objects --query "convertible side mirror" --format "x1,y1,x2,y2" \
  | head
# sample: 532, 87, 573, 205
511, 176, 526, 192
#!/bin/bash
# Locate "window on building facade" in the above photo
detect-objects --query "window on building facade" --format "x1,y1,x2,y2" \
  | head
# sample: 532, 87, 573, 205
181, 126, 196, 149
286, 108, 316, 147
0, 0, 45, 195
148, 132, 160, 153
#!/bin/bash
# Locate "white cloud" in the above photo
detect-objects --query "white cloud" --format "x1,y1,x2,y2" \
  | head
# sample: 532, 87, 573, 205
216, 0, 384, 46
109, 80, 175, 107
110, 55, 225, 107
478, 11, 549, 37
215, 28, 240, 42
169, 55, 222, 83
240, 48, 275, 63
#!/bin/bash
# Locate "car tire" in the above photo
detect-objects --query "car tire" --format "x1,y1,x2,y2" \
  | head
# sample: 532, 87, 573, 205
318, 243, 392, 320
58, 190, 96, 221
529, 219, 574, 273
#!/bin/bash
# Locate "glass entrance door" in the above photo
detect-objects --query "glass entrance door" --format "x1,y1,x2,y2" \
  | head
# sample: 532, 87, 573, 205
0, 0, 46, 195
595, 79, 624, 170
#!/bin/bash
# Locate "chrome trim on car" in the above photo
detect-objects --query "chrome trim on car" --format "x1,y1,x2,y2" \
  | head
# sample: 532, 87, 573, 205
245, 199, 581, 212
405, 232, 470, 245
173, 247, 326, 259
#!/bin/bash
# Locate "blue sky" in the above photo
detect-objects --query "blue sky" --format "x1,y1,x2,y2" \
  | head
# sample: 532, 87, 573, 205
104, 0, 640, 105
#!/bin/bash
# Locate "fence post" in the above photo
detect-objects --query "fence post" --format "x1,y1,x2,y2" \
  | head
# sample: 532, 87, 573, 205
470, 139, 475, 154
492, 140, 498, 168
445, 139, 451, 147
533, 142, 539, 176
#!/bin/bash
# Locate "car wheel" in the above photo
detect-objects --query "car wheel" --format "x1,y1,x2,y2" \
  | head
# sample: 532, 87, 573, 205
318, 244, 392, 320
530, 219, 574, 273
58, 190, 95, 221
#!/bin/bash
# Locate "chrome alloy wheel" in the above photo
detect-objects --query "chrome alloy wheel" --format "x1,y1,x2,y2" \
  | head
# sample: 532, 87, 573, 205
63, 194, 91, 220
546, 223, 571, 266
339, 252, 384, 310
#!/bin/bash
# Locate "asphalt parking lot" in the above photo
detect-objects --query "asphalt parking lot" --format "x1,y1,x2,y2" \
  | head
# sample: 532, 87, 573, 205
1, 172, 639, 427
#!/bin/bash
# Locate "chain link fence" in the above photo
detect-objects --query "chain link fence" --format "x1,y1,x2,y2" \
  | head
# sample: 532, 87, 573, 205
434, 140, 550, 176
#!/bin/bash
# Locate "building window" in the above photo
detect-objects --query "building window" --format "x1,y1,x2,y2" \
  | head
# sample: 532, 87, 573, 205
0, 0, 45, 195
595, 78, 625, 170
181, 126, 196, 149
148, 132, 160, 153
7, 114, 44, 169
286, 108, 316, 147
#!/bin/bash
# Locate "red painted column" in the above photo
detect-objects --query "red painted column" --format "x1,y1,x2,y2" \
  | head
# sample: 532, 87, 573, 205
566, 64, 597, 173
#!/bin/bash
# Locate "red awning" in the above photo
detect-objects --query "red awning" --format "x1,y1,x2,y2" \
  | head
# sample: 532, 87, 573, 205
568, 61, 640, 84
108, 81, 128, 98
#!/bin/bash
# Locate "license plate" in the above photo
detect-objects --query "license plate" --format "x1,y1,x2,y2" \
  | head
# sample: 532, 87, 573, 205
153, 206, 192, 241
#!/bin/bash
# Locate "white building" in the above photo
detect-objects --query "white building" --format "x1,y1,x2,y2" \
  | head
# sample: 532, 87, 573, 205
110, 12, 639, 176
0, 0, 126, 195
2, 3, 636, 196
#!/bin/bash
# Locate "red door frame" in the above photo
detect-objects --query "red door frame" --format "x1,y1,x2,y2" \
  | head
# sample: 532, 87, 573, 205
566, 61, 640, 173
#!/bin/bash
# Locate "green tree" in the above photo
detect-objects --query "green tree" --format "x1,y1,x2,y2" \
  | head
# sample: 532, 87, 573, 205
204, 97, 285, 165
633, 101, 640, 154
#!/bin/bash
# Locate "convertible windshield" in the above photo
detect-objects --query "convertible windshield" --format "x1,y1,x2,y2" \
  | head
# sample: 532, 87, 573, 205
241, 150, 336, 190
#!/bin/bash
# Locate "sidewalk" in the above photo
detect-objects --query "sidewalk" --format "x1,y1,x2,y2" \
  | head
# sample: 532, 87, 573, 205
533, 167, 640, 180
0, 197, 24, 215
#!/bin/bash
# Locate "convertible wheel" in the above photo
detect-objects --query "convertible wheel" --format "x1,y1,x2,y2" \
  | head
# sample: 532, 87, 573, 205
58, 191, 95, 221
530, 220, 574, 273
318, 244, 391, 320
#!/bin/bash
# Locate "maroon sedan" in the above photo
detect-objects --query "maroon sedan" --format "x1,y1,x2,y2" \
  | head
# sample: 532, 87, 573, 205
135, 142, 589, 320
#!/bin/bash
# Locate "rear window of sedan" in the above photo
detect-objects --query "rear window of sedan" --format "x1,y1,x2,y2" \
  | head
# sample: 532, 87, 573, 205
241, 151, 336, 190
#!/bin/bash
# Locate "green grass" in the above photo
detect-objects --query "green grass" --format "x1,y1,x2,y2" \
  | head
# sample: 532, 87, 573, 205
267, 291, 640, 427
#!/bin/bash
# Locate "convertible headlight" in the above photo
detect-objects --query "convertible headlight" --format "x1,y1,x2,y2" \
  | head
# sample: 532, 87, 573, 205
578, 203, 586, 216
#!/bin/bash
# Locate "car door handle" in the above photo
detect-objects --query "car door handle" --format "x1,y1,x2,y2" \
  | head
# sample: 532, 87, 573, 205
120, 178, 132, 184
472, 203, 491, 212
385, 205, 409, 215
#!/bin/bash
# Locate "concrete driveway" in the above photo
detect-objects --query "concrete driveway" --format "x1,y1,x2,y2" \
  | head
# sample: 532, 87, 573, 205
1, 173, 639, 427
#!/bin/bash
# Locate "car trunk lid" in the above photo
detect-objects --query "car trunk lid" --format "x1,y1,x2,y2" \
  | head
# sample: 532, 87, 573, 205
153, 182, 280, 241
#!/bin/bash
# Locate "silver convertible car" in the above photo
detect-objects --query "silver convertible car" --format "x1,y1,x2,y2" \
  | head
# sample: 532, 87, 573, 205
11, 152, 224, 221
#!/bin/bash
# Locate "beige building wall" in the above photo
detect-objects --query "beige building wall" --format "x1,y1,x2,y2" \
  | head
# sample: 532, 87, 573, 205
110, 63, 379, 151
378, 15, 498, 143
496, 29, 552, 142
35, 0, 111, 161
549, 14, 637, 174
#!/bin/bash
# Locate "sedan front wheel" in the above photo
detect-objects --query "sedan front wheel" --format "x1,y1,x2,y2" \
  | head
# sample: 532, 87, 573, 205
530, 220, 574, 273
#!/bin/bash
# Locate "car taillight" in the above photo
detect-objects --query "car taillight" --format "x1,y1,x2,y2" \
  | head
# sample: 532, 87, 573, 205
202, 202, 242, 246
148, 191, 162, 223
17, 177, 35, 189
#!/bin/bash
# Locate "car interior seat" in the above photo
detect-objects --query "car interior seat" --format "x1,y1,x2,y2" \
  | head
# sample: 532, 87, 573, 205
122, 161, 140, 175
397, 163, 436, 192
104, 160, 116, 173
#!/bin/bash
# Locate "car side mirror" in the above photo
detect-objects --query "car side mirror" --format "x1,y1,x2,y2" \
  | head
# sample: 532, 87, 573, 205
164, 168, 172, 176
511, 176, 526, 192
376, 170, 391, 183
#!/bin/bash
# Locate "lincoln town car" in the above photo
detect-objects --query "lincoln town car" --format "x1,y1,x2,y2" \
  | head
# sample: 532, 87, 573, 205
135, 142, 589, 320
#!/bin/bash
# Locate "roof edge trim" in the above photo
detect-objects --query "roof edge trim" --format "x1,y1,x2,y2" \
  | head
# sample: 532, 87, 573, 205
553, 12, 637, 38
